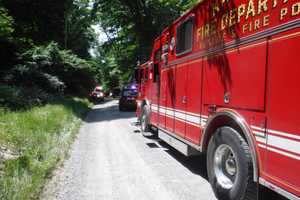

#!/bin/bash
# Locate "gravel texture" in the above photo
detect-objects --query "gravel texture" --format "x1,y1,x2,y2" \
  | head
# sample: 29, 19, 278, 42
42, 100, 216, 200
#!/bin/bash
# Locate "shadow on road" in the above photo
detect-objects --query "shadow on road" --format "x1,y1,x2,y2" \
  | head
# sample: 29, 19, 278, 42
143, 134, 288, 200
84, 103, 135, 123
162, 142, 209, 179
143, 135, 209, 181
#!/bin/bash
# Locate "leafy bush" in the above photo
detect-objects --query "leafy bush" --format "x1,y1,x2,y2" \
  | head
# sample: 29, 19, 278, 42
0, 6, 18, 70
21, 42, 62, 68
10, 65, 65, 93
19, 42, 95, 96
0, 85, 51, 110
56, 49, 95, 96
0, 7, 14, 39
0, 85, 24, 108
0, 42, 96, 109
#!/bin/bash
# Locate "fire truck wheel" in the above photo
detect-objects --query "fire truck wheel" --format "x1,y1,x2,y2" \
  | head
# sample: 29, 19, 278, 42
207, 126, 257, 200
140, 105, 150, 134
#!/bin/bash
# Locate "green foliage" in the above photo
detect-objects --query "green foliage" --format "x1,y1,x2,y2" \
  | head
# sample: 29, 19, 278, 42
91, 0, 199, 89
58, 49, 96, 96
0, 6, 18, 69
0, 97, 91, 200
0, 0, 98, 108
0, 7, 14, 39
21, 42, 63, 68
64, 0, 96, 58
1, 0, 96, 59
1, 0, 67, 47
5, 43, 66, 97
1, 0, 199, 93
0, 85, 51, 110
0, 42, 95, 109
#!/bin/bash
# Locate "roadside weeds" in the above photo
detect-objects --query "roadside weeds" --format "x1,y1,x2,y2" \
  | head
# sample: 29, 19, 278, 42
0, 97, 91, 200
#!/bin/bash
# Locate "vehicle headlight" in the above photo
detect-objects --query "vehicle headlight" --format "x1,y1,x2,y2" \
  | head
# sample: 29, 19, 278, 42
97, 94, 100, 98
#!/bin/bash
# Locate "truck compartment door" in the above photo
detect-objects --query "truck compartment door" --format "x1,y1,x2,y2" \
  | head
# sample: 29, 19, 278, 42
158, 70, 167, 129
165, 67, 176, 133
265, 31, 300, 197
174, 64, 187, 138
185, 60, 203, 144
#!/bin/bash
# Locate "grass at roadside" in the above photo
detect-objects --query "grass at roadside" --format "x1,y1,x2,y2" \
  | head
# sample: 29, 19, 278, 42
0, 97, 92, 200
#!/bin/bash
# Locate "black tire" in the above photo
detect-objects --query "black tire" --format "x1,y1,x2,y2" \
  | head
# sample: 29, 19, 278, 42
140, 105, 150, 135
207, 126, 257, 200
119, 103, 124, 111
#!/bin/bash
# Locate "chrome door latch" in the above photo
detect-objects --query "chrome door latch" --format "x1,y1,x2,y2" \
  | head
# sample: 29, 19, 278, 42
182, 96, 187, 104
224, 92, 230, 104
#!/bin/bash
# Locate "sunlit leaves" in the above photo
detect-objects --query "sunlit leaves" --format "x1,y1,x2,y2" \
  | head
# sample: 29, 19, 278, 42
90, 0, 198, 88
0, 7, 14, 39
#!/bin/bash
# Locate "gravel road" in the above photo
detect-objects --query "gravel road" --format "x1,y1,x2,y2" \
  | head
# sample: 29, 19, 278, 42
41, 100, 217, 200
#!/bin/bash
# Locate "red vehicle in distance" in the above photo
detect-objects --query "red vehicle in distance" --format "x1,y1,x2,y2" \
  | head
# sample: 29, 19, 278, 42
89, 86, 105, 103
136, 0, 300, 199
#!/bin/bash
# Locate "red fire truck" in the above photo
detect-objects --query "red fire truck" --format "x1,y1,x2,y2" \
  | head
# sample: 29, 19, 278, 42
136, 0, 300, 199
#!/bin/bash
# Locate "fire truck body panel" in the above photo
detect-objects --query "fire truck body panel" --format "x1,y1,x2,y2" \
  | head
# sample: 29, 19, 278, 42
159, 70, 167, 129
202, 40, 267, 111
174, 65, 188, 138
165, 67, 176, 133
185, 61, 203, 143
148, 50, 159, 126
262, 28, 300, 197
136, 0, 300, 198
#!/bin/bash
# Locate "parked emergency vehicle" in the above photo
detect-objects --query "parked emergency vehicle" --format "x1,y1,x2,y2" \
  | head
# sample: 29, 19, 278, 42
136, 0, 300, 199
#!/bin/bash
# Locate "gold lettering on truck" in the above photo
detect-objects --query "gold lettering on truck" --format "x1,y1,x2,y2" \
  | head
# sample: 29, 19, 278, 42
212, 4, 220, 17
205, 24, 210, 38
246, 0, 256, 19
197, 0, 300, 42
258, 0, 268, 14
254, 19, 260, 30
273, 0, 278, 8
242, 23, 248, 33
292, 3, 300, 17
263, 15, 270, 26
238, 4, 246, 22
229, 9, 237, 26
280, 7, 288, 20
221, 13, 229, 30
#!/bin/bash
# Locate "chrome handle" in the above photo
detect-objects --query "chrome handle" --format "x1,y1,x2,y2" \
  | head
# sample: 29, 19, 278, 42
182, 96, 187, 104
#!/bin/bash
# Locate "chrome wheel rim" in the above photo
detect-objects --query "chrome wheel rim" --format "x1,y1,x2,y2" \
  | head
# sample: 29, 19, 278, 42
214, 144, 238, 189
